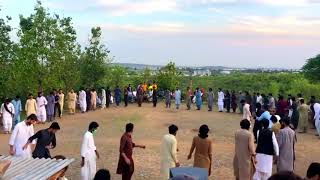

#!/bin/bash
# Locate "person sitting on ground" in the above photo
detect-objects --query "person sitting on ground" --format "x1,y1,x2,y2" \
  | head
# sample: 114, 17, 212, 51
94, 169, 110, 180
306, 162, 320, 180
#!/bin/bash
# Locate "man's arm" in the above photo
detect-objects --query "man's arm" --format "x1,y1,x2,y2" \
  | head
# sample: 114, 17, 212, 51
171, 138, 179, 166
9, 125, 19, 155
187, 137, 196, 159
23, 130, 41, 150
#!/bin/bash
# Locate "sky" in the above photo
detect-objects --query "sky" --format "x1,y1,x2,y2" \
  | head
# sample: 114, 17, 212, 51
1, 0, 320, 69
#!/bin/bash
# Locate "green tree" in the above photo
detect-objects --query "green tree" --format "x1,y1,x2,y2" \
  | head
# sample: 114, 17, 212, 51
156, 62, 181, 90
302, 54, 320, 82
80, 27, 111, 87
109, 65, 128, 88
0, 10, 14, 97
141, 67, 152, 83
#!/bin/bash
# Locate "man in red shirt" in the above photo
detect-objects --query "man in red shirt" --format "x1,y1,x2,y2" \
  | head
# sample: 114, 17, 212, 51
117, 123, 146, 180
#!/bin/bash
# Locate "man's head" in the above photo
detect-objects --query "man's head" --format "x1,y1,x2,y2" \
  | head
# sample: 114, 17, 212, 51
88, 121, 99, 132
240, 119, 250, 130
269, 93, 273, 97
240, 99, 246, 105
59, 89, 63, 93
281, 117, 290, 127
94, 169, 110, 180
300, 99, 305, 104
268, 108, 276, 115
52, 155, 68, 178
49, 122, 61, 134
38, 91, 43, 97
268, 171, 302, 180
15, 95, 20, 100
257, 93, 260, 96
209, 88, 212, 92
262, 119, 270, 129
270, 115, 278, 124
28, 93, 33, 99
218, 88, 222, 91
126, 123, 134, 133
26, 114, 38, 126
168, 124, 179, 136
70, 89, 74, 93
307, 162, 320, 180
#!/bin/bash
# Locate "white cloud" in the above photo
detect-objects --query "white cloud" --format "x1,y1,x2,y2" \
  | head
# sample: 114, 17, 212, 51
96, 0, 177, 16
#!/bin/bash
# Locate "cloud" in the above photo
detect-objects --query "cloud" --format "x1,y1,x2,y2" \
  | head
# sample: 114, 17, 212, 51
96, 0, 177, 16
104, 22, 186, 33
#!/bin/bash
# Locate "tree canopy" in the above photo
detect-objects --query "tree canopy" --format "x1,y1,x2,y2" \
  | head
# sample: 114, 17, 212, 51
302, 54, 320, 82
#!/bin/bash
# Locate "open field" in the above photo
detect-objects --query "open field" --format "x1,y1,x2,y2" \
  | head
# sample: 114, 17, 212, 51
1, 102, 320, 179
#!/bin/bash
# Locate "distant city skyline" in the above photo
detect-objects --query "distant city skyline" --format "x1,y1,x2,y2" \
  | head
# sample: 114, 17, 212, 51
1, 0, 320, 68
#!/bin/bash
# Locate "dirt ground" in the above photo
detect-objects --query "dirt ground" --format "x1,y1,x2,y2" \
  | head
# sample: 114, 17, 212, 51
1, 102, 319, 180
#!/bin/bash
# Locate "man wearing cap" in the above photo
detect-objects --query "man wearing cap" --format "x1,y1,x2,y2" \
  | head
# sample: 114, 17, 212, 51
9, 114, 38, 158
23, 122, 61, 158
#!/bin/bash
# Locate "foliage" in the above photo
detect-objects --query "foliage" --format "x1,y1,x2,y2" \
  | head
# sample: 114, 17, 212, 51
302, 54, 320, 82
79, 27, 111, 88
156, 62, 182, 90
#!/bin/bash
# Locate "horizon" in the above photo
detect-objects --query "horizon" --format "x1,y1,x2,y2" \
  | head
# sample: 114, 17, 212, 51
1, 0, 320, 69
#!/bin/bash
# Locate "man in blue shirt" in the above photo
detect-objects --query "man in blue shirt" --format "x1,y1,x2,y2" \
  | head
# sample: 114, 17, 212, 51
257, 108, 276, 129
11, 96, 22, 128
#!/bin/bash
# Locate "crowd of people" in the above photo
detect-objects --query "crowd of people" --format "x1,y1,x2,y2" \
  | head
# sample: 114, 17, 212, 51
1, 83, 320, 180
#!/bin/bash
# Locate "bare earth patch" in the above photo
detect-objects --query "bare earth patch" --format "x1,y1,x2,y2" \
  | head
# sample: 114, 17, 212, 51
1, 102, 319, 180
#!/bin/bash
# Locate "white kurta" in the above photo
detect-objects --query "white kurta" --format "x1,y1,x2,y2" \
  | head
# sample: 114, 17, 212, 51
217, 91, 224, 111
1, 103, 15, 131
81, 131, 96, 180
314, 103, 320, 136
160, 134, 178, 180
101, 89, 106, 108
9, 121, 35, 158
243, 103, 252, 121
36, 96, 48, 122
79, 90, 87, 112
253, 131, 279, 180
256, 96, 263, 105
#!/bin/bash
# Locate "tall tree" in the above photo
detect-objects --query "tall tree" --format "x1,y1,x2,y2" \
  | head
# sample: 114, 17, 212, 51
0, 10, 14, 97
156, 62, 181, 90
302, 54, 320, 82
80, 27, 111, 87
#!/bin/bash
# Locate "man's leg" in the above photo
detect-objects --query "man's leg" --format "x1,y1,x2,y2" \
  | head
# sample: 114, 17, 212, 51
316, 120, 320, 136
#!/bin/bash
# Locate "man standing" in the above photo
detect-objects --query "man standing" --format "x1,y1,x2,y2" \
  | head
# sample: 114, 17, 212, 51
114, 86, 121, 107
81, 122, 100, 180
9, 114, 38, 158
165, 89, 171, 108
137, 86, 143, 107
101, 87, 106, 109
117, 123, 146, 180
152, 87, 157, 107
253, 119, 279, 180
217, 88, 224, 112
241, 100, 252, 122
256, 93, 262, 106
277, 118, 296, 172
86, 88, 91, 111
67, 89, 77, 115
11, 96, 22, 128
106, 87, 111, 108
36, 92, 48, 124
1, 98, 15, 134
54, 90, 61, 118
25, 94, 37, 117
312, 100, 320, 137
175, 87, 181, 110
90, 89, 97, 110
160, 124, 180, 180
124, 86, 129, 107
23, 122, 61, 158
233, 119, 256, 180
195, 88, 202, 110
46, 92, 55, 121
298, 99, 309, 133
79, 88, 87, 113
186, 87, 192, 110
58, 89, 65, 116
268, 93, 276, 109
207, 88, 214, 112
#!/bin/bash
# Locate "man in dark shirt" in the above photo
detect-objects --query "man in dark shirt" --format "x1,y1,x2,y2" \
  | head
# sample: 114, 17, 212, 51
117, 123, 145, 180
23, 122, 60, 158
53, 90, 61, 118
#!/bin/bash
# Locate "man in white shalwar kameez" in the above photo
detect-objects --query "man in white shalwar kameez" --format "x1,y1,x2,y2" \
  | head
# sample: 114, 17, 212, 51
79, 89, 87, 113
160, 124, 180, 180
0, 98, 15, 133
101, 88, 106, 109
81, 122, 100, 180
312, 102, 320, 137
217, 89, 225, 112
36, 92, 48, 123
9, 114, 38, 158
253, 119, 279, 180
